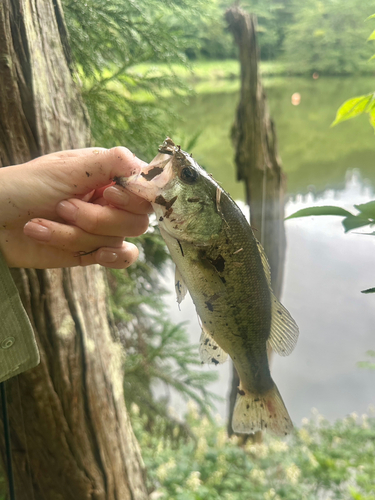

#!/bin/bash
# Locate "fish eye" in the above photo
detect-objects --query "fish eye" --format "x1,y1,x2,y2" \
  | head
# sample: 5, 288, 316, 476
179, 166, 199, 184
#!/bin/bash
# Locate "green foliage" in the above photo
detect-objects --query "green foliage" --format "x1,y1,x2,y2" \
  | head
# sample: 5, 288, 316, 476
286, 201, 375, 233
182, 0, 236, 61
63, 0, 200, 159
107, 229, 219, 437
286, 201, 375, 293
184, 0, 294, 62
283, 0, 375, 75
131, 404, 375, 499
332, 93, 375, 129
332, 15, 375, 131
240, 0, 294, 60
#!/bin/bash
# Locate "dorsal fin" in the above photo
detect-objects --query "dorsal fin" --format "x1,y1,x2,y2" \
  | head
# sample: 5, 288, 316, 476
268, 292, 299, 356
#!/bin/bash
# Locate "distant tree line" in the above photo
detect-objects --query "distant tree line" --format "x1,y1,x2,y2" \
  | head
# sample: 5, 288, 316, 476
185, 0, 375, 74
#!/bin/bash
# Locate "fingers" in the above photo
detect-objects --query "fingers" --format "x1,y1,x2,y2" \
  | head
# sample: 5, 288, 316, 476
2, 226, 139, 269
24, 218, 124, 253
56, 198, 150, 237
30, 146, 148, 196
84, 242, 139, 269
22, 219, 139, 268
103, 185, 153, 214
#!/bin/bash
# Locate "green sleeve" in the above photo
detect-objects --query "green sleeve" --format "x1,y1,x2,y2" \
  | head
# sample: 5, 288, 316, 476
0, 251, 40, 382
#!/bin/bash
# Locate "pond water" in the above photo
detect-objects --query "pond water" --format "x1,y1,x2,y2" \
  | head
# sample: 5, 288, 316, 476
159, 76, 375, 425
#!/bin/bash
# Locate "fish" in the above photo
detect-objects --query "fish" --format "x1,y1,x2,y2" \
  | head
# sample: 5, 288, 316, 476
118, 137, 299, 436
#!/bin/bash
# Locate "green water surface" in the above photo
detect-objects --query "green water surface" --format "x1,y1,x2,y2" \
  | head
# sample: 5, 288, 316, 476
171, 76, 375, 200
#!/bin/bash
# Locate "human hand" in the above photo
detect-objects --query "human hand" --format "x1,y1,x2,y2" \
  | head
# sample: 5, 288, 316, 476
0, 147, 153, 269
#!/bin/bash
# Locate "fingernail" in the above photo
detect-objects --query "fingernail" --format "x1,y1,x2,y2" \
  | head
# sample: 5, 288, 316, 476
56, 201, 78, 222
104, 186, 130, 207
24, 221, 51, 241
97, 250, 118, 263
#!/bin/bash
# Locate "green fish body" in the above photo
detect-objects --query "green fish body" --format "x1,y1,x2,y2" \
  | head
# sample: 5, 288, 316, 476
120, 138, 299, 436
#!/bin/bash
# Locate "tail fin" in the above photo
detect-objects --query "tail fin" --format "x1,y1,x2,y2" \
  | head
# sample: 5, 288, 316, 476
232, 384, 293, 436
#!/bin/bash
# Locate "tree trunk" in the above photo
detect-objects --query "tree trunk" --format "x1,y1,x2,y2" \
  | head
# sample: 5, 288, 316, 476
0, 1, 148, 498
225, 6, 287, 438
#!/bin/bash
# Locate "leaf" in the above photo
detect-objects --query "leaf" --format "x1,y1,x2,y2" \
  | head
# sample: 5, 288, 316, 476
368, 29, 375, 41
285, 206, 353, 221
342, 215, 372, 232
348, 485, 365, 500
354, 200, 375, 219
370, 109, 375, 132
331, 94, 375, 126
366, 13, 375, 20
361, 287, 375, 294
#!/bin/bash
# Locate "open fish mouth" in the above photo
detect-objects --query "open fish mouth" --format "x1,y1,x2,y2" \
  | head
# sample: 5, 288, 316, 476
115, 138, 177, 202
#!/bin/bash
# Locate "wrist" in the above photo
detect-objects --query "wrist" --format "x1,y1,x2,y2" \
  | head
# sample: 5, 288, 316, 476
0, 165, 19, 228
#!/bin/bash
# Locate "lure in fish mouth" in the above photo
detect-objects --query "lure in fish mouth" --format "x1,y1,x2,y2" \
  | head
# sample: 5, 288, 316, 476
118, 138, 299, 437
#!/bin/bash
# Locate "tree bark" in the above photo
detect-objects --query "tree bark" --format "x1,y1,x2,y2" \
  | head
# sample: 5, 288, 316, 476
0, 1, 148, 498
225, 6, 287, 438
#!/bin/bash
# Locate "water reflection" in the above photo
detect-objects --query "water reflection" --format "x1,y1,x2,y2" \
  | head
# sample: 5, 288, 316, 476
172, 77, 375, 199
279, 170, 375, 423
160, 171, 375, 424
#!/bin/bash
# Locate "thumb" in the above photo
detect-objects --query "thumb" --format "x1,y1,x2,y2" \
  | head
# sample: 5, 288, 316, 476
32, 147, 148, 196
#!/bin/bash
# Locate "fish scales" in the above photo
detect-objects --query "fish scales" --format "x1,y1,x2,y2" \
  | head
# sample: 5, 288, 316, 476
120, 138, 299, 436
165, 191, 273, 394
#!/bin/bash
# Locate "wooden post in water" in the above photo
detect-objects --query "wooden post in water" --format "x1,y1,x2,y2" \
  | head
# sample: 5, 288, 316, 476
226, 6, 287, 439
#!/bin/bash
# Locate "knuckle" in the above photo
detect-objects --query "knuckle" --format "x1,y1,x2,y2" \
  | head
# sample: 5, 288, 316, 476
109, 146, 131, 162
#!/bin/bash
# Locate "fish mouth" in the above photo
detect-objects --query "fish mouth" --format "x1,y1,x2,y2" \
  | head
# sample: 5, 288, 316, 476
116, 146, 174, 203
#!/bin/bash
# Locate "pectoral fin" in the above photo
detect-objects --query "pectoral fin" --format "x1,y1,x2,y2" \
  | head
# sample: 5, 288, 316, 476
199, 327, 228, 365
175, 266, 188, 304
268, 293, 299, 356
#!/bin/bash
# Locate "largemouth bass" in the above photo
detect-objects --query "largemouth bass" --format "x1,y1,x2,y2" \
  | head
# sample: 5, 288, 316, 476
118, 138, 299, 436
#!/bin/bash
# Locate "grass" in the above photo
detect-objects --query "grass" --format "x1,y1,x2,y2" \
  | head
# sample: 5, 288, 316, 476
129, 59, 287, 84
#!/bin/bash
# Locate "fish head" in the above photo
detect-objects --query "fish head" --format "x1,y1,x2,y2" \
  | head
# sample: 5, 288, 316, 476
120, 138, 223, 244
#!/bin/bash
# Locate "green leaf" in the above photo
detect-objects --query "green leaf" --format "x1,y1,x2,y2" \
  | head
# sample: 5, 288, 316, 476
370, 109, 375, 132
368, 29, 375, 41
285, 206, 353, 221
366, 13, 375, 20
354, 200, 375, 219
361, 287, 375, 294
342, 215, 372, 232
331, 94, 375, 126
